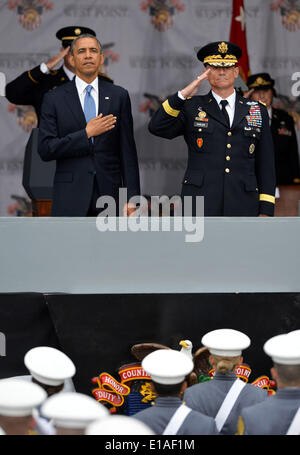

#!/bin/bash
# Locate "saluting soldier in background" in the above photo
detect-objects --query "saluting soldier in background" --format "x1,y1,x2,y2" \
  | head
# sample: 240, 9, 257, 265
149, 41, 276, 217
246, 73, 300, 186
238, 330, 300, 435
184, 329, 268, 435
5, 26, 113, 124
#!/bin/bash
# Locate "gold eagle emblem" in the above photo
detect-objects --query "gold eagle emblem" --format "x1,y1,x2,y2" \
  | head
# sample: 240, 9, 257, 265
218, 42, 228, 54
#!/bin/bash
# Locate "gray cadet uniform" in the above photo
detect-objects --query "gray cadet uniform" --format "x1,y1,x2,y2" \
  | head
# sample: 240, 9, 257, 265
184, 328, 268, 434
134, 396, 218, 435
240, 388, 300, 435
184, 371, 267, 435
239, 330, 300, 435
133, 348, 218, 435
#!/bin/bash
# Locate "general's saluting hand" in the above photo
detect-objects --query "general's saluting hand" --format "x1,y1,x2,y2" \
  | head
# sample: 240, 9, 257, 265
85, 113, 117, 138
46, 46, 71, 71
180, 68, 211, 99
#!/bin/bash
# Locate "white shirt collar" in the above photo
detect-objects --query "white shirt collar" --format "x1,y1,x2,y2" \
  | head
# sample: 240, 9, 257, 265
75, 75, 98, 96
268, 106, 272, 118
212, 89, 236, 110
62, 65, 75, 81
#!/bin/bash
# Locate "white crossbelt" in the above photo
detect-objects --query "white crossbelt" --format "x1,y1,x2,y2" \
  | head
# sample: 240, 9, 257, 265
215, 378, 246, 432
163, 404, 192, 435
32, 409, 56, 435
286, 407, 300, 435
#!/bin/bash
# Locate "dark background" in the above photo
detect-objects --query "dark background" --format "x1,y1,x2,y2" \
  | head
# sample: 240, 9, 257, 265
1, 292, 300, 395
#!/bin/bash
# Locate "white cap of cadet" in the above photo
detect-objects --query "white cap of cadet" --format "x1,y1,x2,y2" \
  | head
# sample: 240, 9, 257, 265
141, 349, 194, 385
263, 330, 300, 365
24, 346, 76, 387
41, 392, 109, 429
201, 329, 251, 357
86, 416, 155, 435
0, 379, 47, 417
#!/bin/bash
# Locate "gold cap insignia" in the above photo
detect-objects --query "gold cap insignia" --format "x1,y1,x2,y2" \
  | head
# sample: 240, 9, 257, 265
218, 42, 228, 54
249, 77, 272, 89
75, 28, 82, 35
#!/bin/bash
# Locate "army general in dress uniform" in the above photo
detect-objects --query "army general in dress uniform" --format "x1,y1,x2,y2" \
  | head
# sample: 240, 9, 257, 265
5, 26, 113, 124
148, 41, 276, 217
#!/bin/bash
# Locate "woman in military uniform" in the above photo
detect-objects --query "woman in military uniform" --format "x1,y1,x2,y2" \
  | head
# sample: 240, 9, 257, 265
247, 72, 300, 185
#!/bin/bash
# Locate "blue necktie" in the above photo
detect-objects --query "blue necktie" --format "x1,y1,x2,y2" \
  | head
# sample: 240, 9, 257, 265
84, 85, 96, 141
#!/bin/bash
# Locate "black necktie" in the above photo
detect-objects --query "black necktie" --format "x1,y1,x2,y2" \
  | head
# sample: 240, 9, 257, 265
220, 99, 230, 127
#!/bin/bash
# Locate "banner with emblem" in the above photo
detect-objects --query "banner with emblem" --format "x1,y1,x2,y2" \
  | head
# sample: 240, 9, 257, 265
91, 363, 156, 415
92, 372, 131, 407
0, 0, 300, 215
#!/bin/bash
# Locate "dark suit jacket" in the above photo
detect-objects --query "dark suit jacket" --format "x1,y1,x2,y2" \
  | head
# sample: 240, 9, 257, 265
38, 77, 140, 216
149, 91, 276, 216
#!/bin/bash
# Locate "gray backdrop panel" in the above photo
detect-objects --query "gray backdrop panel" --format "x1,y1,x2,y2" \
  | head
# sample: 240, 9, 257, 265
0, 217, 299, 294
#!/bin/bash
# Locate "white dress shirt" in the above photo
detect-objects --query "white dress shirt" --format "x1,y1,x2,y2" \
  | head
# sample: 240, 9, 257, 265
63, 65, 75, 81
178, 89, 236, 127
75, 75, 99, 116
267, 107, 272, 126
211, 90, 236, 127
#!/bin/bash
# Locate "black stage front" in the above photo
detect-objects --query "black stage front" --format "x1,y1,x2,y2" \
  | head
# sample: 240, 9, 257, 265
1, 293, 299, 394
